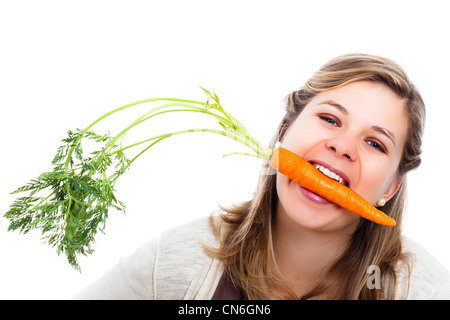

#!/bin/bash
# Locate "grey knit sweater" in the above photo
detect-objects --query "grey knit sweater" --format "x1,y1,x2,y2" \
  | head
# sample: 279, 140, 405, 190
74, 217, 450, 299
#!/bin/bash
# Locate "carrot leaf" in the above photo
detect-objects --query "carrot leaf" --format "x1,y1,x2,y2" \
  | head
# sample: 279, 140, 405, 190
4, 88, 272, 271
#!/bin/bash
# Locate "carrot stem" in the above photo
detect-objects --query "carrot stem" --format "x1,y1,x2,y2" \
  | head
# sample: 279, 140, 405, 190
79, 95, 272, 167
109, 128, 268, 160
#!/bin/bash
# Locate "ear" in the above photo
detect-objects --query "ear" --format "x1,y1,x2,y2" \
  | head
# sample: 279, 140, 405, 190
382, 176, 404, 204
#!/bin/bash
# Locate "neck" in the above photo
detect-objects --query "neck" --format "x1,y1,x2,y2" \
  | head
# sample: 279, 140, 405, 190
272, 202, 355, 297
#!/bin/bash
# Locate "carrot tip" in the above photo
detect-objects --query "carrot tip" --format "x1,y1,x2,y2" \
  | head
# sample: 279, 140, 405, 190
384, 217, 396, 227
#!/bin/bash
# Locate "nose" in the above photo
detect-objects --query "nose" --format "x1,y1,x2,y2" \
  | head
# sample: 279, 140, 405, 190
326, 133, 358, 161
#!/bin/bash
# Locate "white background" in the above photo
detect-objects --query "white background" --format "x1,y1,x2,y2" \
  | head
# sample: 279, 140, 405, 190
1, 0, 449, 299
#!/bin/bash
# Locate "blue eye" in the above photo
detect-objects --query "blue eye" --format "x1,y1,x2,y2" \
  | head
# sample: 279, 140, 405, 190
319, 115, 339, 126
367, 140, 386, 153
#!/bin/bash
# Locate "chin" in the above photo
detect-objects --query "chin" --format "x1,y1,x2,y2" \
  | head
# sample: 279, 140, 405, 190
285, 205, 360, 234
287, 206, 340, 231
280, 188, 359, 233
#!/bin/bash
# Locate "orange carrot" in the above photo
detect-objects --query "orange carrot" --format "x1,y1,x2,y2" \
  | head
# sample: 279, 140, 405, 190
270, 147, 396, 226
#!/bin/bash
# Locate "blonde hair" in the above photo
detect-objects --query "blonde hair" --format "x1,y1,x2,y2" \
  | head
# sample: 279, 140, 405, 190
207, 53, 426, 299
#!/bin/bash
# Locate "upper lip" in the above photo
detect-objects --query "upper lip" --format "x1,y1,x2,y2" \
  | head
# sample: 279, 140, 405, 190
309, 160, 351, 187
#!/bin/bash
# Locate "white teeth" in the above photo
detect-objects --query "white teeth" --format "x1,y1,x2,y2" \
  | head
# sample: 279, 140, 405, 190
312, 163, 345, 185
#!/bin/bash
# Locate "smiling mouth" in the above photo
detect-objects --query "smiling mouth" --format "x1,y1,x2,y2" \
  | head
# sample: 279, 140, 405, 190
310, 162, 349, 187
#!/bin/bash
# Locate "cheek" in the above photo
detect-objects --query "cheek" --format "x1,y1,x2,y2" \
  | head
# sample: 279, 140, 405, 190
281, 117, 320, 154
275, 173, 288, 202
357, 160, 398, 202
276, 173, 297, 214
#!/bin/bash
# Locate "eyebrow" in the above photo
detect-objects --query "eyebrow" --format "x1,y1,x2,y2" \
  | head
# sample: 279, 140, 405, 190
318, 99, 396, 146
371, 126, 396, 147
319, 99, 349, 115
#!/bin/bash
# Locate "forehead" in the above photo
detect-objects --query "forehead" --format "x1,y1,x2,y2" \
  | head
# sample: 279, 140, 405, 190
307, 81, 405, 118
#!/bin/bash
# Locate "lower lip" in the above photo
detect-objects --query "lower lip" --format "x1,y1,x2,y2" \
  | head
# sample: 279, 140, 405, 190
298, 185, 331, 205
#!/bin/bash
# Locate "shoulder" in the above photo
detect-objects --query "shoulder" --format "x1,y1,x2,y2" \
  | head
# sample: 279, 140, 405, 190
154, 216, 222, 299
399, 236, 450, 299
73, 216, 222, 300
159, 215, 218, 249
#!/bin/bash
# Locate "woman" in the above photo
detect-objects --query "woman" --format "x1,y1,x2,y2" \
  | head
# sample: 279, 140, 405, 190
74, 53, 450, 300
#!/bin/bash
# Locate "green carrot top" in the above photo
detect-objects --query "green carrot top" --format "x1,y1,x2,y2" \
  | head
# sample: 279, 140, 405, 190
4, 87, 272, 271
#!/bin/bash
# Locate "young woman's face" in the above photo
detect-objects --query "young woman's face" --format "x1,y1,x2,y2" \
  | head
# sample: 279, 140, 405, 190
276, 81, 408, 232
